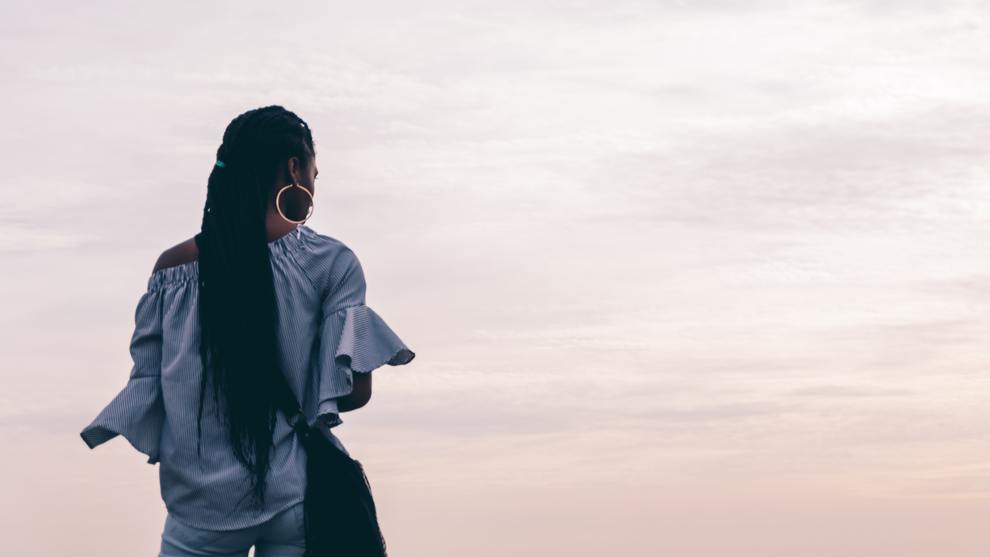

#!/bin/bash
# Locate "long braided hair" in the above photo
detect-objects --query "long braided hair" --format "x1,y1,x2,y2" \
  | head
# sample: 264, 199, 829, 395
194, 105, 315, 509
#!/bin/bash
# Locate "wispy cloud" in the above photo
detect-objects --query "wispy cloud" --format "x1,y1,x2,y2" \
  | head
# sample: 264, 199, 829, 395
5, 1, 990, 555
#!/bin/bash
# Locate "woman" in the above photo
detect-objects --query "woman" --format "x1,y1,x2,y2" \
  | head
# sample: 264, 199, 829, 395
79, 105, 416, 557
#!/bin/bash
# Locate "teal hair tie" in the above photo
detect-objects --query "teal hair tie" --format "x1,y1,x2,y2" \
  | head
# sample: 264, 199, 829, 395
215, 160, 226, 168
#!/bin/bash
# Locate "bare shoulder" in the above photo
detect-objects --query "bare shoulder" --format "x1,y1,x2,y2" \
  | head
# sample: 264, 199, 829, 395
153, 236, 199, 272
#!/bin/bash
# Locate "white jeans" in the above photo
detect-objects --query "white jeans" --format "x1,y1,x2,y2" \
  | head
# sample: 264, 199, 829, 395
158, 501, 305, 557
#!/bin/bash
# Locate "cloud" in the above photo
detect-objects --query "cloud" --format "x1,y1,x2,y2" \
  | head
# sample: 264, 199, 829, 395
788, 384, 915, 398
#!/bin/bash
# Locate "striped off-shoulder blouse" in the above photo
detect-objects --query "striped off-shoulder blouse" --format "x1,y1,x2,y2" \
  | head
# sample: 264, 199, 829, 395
79, 224, 415, 530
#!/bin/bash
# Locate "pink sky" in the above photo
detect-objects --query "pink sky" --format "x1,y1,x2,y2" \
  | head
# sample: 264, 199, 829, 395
3, 1, 990, 555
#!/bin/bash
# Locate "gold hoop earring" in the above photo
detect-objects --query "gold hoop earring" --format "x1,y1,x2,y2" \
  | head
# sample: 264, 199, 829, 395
275, 183, 314, 225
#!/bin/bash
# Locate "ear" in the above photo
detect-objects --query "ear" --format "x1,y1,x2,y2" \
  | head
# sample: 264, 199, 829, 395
287, 155, 302, 184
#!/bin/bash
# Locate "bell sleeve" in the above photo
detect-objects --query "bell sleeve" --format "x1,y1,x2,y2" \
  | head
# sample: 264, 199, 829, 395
312, 247, 415, 428
79, 284, 165, 465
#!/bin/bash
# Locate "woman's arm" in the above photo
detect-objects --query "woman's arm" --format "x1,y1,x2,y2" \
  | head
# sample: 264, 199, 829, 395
336, 371, 372, 412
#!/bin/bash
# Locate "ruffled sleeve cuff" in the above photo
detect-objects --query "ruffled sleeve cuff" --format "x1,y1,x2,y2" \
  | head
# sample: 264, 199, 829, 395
311, 304, 415, 429
337, 304, 416, 372
79, 287, 165, 465
79, 375, 164, 464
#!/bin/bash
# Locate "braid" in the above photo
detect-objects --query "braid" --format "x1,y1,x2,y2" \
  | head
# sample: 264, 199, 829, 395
194, 105, 315, 510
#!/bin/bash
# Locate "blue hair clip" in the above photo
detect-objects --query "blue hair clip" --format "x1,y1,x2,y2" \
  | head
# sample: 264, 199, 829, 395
215, 160, 226, 168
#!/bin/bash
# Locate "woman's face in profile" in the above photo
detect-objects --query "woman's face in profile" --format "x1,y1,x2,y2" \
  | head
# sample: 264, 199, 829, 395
276, 147, 319, 220
291, 146, 319, 196
306, 155, 319, 196
303, 140, 319, 192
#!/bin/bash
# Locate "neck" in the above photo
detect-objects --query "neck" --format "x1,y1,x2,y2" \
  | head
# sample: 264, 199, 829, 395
264, 210, 300, 242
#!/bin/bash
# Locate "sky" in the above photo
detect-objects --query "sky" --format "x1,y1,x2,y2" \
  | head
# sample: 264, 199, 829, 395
2, 0, 990, 555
